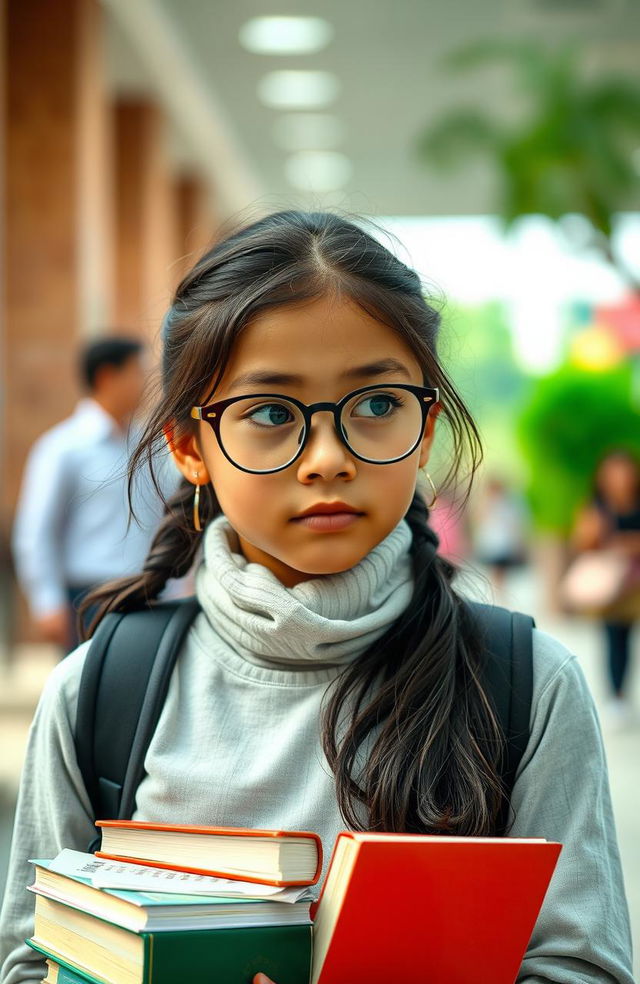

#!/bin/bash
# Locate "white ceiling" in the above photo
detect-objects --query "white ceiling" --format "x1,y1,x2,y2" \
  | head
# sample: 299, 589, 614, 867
104, 0, 640, 218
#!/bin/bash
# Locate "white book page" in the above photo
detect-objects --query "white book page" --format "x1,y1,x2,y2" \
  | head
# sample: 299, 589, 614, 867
36, 850, 311, 902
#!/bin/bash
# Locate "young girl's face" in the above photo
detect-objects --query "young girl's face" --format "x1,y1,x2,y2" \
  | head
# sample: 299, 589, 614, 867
171, 294, 437, 586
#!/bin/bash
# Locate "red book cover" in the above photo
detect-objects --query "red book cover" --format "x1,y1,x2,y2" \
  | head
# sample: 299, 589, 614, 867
94, 821, 323, 888
311, 832, 561, 984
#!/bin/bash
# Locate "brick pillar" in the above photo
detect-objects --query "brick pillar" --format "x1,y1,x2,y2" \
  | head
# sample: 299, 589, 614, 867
2, 0, 112, 646
2, 0, 112, 519
173, 174, 218, 286
113, 100, 178, 343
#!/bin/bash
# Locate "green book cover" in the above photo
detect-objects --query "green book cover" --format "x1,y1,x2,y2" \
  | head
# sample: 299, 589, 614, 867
28, 923, 312, 984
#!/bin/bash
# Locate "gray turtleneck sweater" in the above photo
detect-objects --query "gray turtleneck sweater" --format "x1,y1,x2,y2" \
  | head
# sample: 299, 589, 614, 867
0, 518, 633, 983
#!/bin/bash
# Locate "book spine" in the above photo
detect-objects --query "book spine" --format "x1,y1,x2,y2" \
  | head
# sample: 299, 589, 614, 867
25, 944, 105, 984
53, 965, 96, 984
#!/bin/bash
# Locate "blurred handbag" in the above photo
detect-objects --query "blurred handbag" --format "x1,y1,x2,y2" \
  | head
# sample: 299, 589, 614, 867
561, 550, 640, 620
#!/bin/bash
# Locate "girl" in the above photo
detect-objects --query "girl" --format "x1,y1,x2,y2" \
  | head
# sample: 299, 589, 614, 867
572, 450, 640, 726
0, 211, 633, 984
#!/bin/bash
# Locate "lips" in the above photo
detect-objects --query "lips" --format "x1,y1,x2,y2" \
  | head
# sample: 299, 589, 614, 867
293, 502, 362, 519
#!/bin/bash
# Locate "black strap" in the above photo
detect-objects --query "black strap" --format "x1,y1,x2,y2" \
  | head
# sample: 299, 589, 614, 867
467, 601, 535, 829
76, 597, 533, 845
75, 597, 201, 849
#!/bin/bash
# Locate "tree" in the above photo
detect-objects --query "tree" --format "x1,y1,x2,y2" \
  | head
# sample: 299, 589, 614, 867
516, 362, 640, 533
429, 301, 530, 492
417, 41, 640, 294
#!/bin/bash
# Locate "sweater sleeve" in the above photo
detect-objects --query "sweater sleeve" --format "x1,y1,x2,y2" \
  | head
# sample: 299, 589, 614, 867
513, 630, 634, 984
0, 644, 96, 984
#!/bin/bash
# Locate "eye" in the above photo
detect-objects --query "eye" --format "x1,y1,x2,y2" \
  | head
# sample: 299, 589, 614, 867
245, 402, 295, 427
352, 392, 403, 418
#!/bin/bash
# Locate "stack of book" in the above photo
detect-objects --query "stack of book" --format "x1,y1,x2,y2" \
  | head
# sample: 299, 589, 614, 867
27, 821, 562, 984
28, 822, 322, 984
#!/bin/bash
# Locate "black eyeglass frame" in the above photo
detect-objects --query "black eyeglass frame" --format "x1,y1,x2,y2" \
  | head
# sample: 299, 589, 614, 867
190, 383, 440, 475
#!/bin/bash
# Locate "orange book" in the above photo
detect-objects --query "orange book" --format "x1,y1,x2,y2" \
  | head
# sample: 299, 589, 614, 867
310, 832, 561, 984
95, 821, 323, 888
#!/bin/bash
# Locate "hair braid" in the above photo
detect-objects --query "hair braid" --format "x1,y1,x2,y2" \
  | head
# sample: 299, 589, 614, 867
322, 490, 506, 835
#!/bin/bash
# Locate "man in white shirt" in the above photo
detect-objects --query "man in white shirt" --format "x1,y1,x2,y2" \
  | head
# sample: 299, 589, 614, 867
12, 337, 173, 651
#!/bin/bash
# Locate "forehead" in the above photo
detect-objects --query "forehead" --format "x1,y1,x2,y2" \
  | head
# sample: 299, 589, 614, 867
217, 295, 423, 392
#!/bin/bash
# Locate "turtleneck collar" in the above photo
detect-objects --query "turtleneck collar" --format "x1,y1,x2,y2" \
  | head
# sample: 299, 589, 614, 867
195, 515, 414, 669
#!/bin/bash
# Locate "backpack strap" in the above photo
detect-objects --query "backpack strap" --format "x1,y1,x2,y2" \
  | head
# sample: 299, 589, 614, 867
75, 595, 532, 847
466, 601, 535, 830
75, 597, 201, 850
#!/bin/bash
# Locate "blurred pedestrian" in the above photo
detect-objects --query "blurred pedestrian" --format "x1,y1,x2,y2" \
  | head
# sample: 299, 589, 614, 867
12, 336, 172, 652
472, 476, 528, 602
428, 492, 470, 564
571, 450, 640, 726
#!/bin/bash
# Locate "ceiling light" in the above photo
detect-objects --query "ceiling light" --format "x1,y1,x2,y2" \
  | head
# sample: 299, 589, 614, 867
285, 151, 352, 192
239, 16, 333, 55
273, 114, 345, 151
258, 71, 340, 110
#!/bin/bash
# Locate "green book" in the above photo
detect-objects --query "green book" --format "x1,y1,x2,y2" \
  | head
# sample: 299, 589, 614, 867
28, 895, 312, 984
42, 958, 94, 984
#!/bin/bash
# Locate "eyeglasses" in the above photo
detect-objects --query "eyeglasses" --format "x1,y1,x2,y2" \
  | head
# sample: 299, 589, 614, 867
190, 383, 439, 474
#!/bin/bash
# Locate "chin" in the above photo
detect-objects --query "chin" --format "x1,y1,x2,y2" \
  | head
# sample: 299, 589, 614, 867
289, 544, 370, 578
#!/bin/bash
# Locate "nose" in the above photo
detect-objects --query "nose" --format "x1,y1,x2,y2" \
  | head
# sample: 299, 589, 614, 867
295, 411, 357, 483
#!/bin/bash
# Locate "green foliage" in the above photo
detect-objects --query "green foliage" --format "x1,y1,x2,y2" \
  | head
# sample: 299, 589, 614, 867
416, 40, 640, 289
516, 362, 640, 533
440, 300, 528, 417
432, 300, 530, 487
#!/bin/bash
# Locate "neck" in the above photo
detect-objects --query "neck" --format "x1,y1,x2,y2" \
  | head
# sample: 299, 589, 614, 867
606, 490, 637, 514
91, 393, 128, 430
196, 515, 415, 668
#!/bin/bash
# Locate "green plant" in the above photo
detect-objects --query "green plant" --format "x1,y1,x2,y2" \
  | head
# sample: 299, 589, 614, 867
430, 300, 530, 490
417, 41, 640, 294
516, 362, 640, 533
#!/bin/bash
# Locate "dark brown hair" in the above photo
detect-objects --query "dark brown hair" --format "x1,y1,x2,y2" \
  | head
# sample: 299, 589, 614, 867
82, 210, 507, 836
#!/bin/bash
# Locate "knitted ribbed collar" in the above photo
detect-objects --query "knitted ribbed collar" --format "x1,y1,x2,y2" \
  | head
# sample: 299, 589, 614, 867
195, 515, 414, 667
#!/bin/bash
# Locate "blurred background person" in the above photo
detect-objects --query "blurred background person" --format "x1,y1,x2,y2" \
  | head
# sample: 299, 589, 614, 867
571, 451, 640, 726
429, 492, 471, 566
471, 476, 529, 603
11, 336, 168, 652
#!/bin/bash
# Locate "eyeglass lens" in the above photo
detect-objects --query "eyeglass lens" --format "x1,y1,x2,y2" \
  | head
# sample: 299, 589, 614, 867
218, 387, 425, 472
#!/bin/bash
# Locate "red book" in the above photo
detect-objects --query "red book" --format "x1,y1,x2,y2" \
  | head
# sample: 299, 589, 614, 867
310, 832, 561, 984
94, 821, 323, 887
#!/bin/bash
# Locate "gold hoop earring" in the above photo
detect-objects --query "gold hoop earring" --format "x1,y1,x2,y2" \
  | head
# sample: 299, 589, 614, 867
193, 472, 203, 532
422, 470, 438, 509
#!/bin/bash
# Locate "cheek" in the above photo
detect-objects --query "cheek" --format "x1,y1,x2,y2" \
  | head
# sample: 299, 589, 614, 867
215, 477, 294, 560
374, 456, 421, 508
207, 457, 284, 530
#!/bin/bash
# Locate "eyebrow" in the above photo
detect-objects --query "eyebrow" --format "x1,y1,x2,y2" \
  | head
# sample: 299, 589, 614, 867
227, 358, 413, 392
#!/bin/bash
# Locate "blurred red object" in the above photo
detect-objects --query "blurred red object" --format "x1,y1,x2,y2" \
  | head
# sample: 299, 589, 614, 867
597, 297, 640, 353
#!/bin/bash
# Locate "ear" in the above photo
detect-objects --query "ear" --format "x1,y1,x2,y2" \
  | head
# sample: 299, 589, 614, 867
418, 402, 440, 469
163, 423, 211, 486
